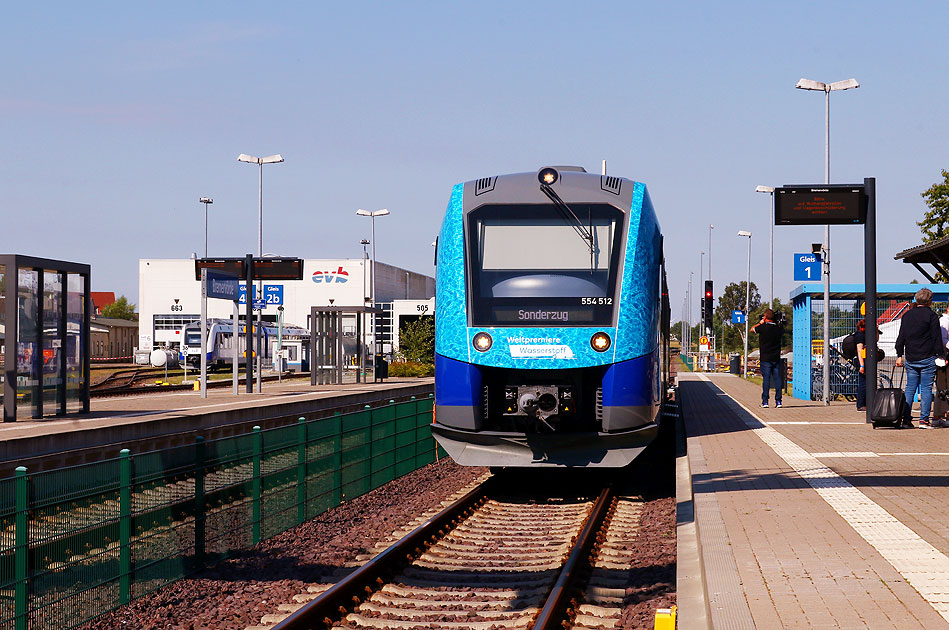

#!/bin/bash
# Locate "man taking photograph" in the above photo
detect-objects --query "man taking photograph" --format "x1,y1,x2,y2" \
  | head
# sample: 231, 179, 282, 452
752, 309, 785, 408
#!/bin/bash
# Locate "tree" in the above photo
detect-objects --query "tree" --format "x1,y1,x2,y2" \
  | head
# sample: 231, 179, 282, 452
100, 295, 137, 320
397, 316, 435, 364
715, 281, 760, 323
714, 281, 760, 354
918, 169, 949, 243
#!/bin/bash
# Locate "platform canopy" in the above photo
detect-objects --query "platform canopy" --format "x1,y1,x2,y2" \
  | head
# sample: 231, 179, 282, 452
894, 235, 949, 282
789, 283, 949, 301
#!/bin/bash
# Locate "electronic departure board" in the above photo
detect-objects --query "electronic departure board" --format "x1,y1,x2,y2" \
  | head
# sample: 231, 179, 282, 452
194, 258, 304, 281
774, 185, 866, 225
253, 258, 304, 280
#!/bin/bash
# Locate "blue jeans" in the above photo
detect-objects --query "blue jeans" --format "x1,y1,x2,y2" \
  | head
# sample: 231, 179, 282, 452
904, 357, 937, 422
761, 360, 782, 404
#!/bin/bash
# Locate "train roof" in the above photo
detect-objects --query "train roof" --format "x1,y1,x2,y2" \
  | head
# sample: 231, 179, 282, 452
460, 166, 643, 214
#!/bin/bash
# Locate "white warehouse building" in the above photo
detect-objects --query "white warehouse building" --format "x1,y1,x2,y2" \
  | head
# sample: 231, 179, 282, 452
138, 258, 434, 355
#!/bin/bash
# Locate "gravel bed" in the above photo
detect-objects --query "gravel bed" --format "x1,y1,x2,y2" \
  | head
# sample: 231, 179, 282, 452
78, 459, 487, 630
78, 431, 676, 630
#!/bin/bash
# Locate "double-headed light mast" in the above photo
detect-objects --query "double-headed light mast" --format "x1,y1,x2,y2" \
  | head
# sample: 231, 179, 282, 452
794, 77, 859, 406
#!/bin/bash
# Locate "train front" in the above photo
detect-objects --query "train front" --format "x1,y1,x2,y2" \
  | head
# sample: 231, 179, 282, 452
432, 166, 663, 468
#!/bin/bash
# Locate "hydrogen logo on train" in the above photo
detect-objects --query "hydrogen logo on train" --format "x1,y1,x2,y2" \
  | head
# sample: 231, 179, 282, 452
312, 266, 349, 284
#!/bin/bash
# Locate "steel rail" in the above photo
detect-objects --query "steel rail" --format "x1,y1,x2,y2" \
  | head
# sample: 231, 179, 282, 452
271, 476, 496, 630
531, 485, 615, 630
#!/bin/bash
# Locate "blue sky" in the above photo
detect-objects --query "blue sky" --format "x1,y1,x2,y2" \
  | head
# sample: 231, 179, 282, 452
2, 2, 947, 322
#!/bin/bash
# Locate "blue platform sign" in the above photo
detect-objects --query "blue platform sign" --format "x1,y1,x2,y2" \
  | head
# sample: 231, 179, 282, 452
238, 284, 283, 306
263, 284, 283, 305
732, 310, 746, 324
793, 253, 822, 282
205, 270, 240, 301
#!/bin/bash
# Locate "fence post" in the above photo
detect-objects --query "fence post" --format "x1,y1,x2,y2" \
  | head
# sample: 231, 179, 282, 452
365, 405, 373, 488
14, 466, 28, 630
252, 426, 262, 545
430, 393, 438, 463
297, 417, 306, 524
194, 436, 206, 568
119, 449, 132, 605
334, 411, 342, 505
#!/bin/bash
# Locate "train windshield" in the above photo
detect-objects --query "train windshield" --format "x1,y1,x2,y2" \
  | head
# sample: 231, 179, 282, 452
468, 204, 624, 327
185, 331, 203, 346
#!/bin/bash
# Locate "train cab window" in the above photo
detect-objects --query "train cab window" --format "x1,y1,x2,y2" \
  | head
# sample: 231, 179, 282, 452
185, 331, 203, 346
468, 204, 624, 327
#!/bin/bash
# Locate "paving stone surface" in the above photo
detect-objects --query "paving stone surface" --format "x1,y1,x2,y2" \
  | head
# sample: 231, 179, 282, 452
682, 372, 949, 629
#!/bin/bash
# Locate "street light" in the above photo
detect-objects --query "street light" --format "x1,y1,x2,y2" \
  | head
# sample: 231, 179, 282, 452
738, 231, 753, 377
238, 153, 284, 393
356, 208, 390, 378
708, 224, 715, 367
199, 197, 213, 258
796, 77, 859, 405
755, 186, 775, 307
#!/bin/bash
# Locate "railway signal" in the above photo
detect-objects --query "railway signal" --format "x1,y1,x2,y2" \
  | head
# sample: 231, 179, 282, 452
703, 280, 713, 332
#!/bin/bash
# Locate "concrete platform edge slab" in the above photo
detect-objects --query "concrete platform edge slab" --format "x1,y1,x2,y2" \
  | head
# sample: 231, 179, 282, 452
677, 397, 713, 630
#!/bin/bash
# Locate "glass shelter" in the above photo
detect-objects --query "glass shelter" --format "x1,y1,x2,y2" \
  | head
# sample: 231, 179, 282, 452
1, 255, 90, 422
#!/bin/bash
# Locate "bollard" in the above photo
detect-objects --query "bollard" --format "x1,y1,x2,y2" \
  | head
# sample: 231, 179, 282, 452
654, 605, 677, 630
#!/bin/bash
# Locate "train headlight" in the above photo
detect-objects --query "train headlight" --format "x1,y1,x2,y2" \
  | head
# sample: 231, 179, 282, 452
537, 167, 559, 186
473, 332, 493, 352
590, 332, 611, 352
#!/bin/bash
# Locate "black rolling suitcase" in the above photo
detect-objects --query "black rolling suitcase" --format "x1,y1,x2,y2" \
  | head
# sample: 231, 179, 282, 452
870, 367, 906, 429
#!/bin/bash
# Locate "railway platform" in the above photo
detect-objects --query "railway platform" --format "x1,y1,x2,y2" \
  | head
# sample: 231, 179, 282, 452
0, 377, 433, 474
678, 372, 949, 629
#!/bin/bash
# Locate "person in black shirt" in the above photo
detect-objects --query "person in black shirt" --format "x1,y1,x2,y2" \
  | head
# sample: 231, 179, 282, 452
852, 319, 882, 412
895, 288, 943, 428
853, 319, 868, 411
752, 308, 785, 408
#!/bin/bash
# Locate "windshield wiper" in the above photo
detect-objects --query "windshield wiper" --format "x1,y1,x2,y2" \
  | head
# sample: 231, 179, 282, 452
540, 184, 593, 251
540, 183, 596, 271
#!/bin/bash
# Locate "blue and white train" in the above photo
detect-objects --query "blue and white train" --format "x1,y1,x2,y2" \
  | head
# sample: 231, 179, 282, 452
431, 166, 671, 467
179, 319, 310, 372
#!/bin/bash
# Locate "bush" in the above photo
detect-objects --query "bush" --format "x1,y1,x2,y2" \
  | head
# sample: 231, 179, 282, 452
387, 361, 435, 377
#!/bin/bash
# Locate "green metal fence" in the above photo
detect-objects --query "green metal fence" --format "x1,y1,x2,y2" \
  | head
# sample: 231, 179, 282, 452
0, 395, 442, 630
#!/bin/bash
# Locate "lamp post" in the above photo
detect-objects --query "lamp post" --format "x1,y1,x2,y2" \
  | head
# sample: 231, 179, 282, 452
688, 271, 694, 354
795, 77, 859, 405
199, 197, 213, 258
738, 231, 752, 377
360, 239, 370, 381
708, 224, 715, 366
356, 209, 389, 379
755, 186, 775, 307
238, 153, 284, 393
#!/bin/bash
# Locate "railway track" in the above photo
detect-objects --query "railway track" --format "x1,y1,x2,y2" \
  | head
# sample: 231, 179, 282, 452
253, 474, 645, 630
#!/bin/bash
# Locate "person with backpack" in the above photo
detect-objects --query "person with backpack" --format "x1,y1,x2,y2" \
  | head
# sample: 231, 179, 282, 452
847, 320, 869, 411
846, 319, 883, 412
895, 288, 944, 428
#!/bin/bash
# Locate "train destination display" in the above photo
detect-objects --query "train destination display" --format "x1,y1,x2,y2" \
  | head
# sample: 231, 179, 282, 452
194, 257, 304, 280
774, 185, 866, 225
